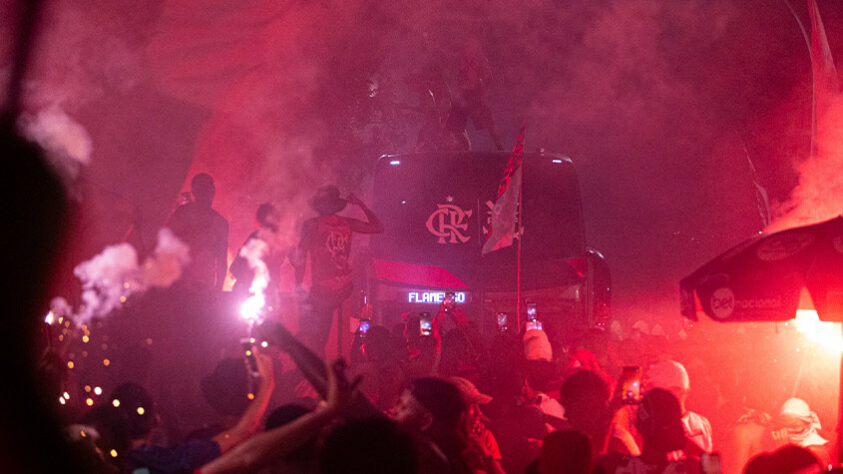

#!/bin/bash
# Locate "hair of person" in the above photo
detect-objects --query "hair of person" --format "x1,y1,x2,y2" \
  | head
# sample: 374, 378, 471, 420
265, 404, 312, 431
191, 173, 215, 200
109, 383, 155, 440
318, 417, 417, 474
407, 377, 466, 431
256, 202, 277, 226
524, 359, 559, 393
539, 430, 593, 474
559, 369, 610, 408
635, 388, 686, 454
200, 358, 250, 418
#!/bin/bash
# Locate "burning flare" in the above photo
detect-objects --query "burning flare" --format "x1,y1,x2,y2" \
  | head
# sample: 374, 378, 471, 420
794, 309, 843, 354
237, 238, 270, 323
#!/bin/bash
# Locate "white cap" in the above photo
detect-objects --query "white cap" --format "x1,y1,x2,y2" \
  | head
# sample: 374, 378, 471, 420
647, 360, 690, 391
523, 329, 553, 361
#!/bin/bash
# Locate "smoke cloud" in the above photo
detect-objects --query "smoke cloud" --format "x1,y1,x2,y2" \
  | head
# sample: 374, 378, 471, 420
19, 106, 93, 187
769, 95, 843, 230
71, 228, 189, 323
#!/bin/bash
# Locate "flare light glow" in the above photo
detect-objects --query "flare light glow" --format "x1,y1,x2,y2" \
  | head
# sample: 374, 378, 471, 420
793, 309, 843, 354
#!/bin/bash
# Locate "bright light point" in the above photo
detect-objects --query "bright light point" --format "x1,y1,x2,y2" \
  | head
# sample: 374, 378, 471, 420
64, 321, 71, 327
110, 449, 118, 458
249, 337, 256, 344
94, 387, 102, 396
58, 335, 64, 342
86, 398, 94, 407
103, 359, 111, 367
137, 407, 145, 415
82, 335, 89, 343
63, 392, 70, 400
120, 296, 127, 303
247, 393, 255, 400
793, 310, 843, 354
240, 294, 265, 322
401, 200, 407, 205
112, 399, 120, 407
59, 397, 66, 405
552, 159, 563, 164
45, 311, 54, 325
123, 282, 130, 289
245, 350, 252, 357
260, 341, 268, 348
80, 430, 86, 438
84, 385, 91, 392
58, 316, 63, 323
67, 361, 74, 369
389, 160, 401, 165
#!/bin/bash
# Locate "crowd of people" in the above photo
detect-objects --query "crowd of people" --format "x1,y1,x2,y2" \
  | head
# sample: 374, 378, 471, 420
49, 293, 841, 474
15, 172, 841, 474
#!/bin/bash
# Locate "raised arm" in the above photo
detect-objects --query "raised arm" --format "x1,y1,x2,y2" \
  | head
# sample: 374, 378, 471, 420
198, 359, 360, 474
211, 351, 274, 453
346, 193, 384, 234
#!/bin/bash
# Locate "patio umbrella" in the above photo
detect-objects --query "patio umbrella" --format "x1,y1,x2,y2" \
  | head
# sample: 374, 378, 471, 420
680, 215, 843, 465
680, 215, 843, 323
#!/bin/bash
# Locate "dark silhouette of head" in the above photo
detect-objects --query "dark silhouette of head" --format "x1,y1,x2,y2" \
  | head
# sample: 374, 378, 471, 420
635, 388, 686, 455
256, 202, 280, 231
191, 173, 216, 205
310, 185, 346, 216
319, 417, 417, 474
392, 377, 467, 465
538, 430, 593, 474
109, 383, 156, 441
265, 404, 315, 472
200, 358, 250, 418
744, 445, 822, 474
559, 370, 611, 443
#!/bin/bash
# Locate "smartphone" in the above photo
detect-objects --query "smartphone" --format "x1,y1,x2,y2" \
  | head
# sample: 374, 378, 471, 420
419, 312, 432, 336
526, 302, 537, 321
496, 312, 508, 332
359, 319, 371, 335
620, 366, 642, 404
240, 338, 259, 377
700, 453, 722, 474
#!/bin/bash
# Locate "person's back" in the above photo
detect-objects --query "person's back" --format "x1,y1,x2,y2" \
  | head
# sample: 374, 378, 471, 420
598, 389, 701, 474
168, 173, 228, 291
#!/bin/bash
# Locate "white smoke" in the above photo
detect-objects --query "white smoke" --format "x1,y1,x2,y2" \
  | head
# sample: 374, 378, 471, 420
238, 238, 270, 322
71, 228, 190, 323
18, 106, 93, 187
769, 95, 843, 230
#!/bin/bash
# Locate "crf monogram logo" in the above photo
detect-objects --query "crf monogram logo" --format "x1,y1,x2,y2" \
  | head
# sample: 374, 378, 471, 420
426, 203, 473, 244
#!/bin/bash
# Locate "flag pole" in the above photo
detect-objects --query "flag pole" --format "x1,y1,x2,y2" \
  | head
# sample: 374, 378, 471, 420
516, 156, 523, 333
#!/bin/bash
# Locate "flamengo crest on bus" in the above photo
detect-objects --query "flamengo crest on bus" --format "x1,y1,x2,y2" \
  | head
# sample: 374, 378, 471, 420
425, 197, 500, 244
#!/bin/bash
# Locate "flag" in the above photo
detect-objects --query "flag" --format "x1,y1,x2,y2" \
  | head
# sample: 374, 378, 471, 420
482, 122, 525, 255
808, 0, 839, 156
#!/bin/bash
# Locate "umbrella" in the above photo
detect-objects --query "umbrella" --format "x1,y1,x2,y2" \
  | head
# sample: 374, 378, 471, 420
680, 215, 843, 465
681, 215, 843, 323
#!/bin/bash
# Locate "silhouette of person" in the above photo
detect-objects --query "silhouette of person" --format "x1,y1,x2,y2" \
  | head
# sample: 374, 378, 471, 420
230, 203, 284, 311
167, 173, 229, 292
293, 186, 383, 354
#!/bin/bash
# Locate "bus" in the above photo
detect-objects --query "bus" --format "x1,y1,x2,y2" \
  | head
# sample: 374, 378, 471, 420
364, 151, 610, 342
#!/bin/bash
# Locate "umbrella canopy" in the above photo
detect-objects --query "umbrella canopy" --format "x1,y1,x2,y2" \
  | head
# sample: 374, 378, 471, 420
681, 215, 843, 322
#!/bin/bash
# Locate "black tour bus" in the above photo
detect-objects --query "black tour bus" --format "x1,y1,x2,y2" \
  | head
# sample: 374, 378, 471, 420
364, 151, 610, 341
